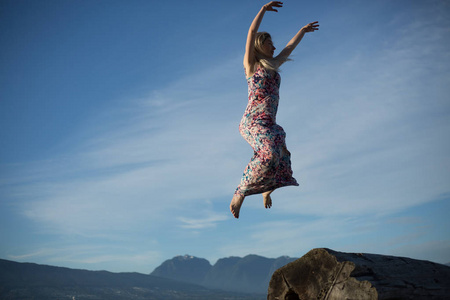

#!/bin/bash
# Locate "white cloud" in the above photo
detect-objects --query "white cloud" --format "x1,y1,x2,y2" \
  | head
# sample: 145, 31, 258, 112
3, 55, 246, 239
178, 213, 228, 230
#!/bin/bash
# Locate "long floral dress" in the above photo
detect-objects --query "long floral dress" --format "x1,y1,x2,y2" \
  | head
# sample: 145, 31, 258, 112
234, 67, 299, 197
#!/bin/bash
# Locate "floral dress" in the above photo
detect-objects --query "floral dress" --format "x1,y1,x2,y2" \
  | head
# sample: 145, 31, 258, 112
235, 67, 299, 197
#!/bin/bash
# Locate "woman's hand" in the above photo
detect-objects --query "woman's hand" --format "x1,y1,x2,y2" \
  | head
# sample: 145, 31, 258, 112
264, 1, 283, 12
302, 21, 320, 32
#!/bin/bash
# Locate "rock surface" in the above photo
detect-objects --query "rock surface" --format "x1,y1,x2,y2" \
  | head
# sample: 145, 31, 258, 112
267, 248, 450, 300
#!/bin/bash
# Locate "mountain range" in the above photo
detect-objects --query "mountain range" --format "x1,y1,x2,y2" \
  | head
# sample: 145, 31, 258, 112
0, 258, 265, 300
150, 254, 298, 294
0, 254, 297, 299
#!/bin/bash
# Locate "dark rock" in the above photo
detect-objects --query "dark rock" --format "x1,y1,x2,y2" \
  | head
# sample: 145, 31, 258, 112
267, 248, 450, 300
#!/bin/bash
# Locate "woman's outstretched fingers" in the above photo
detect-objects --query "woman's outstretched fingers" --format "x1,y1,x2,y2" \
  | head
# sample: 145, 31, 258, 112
265, 1, 283, 12
304, 21, 320, 32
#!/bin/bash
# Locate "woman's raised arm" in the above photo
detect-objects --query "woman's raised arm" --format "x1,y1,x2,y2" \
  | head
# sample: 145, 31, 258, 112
276, 21, 319, 61
244, 1, 283, 77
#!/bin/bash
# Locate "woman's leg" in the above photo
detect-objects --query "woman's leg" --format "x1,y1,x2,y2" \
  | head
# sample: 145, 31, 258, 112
238, 129, 281, 196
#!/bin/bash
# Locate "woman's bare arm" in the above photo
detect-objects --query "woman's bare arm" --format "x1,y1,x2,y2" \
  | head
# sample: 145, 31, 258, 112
276, 21, 319, 61
244, 1, 283, 77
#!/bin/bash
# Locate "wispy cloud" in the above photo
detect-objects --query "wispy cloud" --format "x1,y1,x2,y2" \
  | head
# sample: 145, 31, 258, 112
178, 214, 228, 230
2, 55, 246, 238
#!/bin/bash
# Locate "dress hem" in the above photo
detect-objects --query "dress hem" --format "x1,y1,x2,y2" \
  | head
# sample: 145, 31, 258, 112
240, 180, 299, 197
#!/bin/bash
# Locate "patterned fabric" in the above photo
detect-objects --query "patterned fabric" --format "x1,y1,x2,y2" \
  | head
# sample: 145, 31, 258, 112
235, 67, 299, 197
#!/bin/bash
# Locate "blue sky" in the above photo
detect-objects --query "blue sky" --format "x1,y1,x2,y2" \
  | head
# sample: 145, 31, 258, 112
1, 0, 449, 273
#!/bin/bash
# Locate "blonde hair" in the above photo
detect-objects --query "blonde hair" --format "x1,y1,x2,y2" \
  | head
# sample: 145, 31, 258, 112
254, 32, 290, 72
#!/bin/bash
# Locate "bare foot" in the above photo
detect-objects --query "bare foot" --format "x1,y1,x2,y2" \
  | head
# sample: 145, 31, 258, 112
230, 194, 245, 219
262, 190, 273, 209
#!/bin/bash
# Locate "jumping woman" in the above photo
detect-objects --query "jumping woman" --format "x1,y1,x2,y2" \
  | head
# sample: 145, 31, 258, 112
230, 1, 319, 218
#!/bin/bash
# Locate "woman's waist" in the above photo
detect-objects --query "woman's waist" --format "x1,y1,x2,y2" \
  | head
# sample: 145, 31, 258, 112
240, 113, 277, 127
239, 119, 284, 135
243, 100, 278, 116
248, 90, 279, 100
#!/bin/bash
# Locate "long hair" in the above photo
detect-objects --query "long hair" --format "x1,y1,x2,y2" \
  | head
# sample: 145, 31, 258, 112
254, 32, 290, 72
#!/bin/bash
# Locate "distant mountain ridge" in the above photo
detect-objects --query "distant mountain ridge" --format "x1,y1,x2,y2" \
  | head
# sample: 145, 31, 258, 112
151, 254, 297, 294
0, 258, 263, 300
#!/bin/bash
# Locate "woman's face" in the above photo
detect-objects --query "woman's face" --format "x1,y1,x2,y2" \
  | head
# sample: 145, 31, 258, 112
262, 38, 276, 58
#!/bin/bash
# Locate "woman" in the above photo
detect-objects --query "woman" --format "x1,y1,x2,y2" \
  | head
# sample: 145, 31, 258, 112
230, 1, 319, 218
